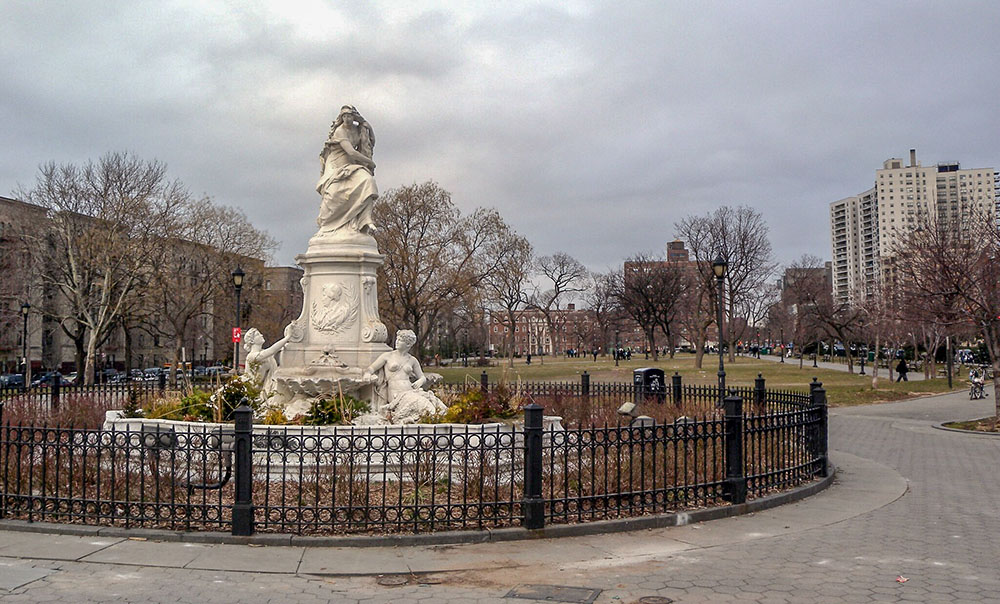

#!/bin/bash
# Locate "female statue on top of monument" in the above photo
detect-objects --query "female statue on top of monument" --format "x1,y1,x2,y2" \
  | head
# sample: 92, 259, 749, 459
316, 105, 378, 236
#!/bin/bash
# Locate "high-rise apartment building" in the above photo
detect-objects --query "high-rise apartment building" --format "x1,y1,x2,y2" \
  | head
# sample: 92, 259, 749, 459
829, 187, 877, 305
830, 149, 998, 304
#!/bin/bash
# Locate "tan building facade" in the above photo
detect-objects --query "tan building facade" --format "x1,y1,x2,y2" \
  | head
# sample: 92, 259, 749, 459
0, 195, 300, 374
830, 149, 998, 305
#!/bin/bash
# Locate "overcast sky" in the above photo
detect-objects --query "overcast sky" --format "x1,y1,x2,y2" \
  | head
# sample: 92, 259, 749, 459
3, 1, 999, 271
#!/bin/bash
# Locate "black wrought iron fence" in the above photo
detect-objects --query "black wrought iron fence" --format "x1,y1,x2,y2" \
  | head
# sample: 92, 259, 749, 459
0, 423, 233, 531
0, 378, 829, 536
544, 418, 726, 524
251, 424, 524, 534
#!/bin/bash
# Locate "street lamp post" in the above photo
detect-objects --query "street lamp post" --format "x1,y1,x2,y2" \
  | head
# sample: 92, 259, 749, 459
780, 327, 785, 363
858, 319, 866, 376
232, 266, 245, 372
813, 338, 819, 368
614, 328, 620, 367
21, 302, 30, 387
713, 256, 728, 407
462, 330, 469, 367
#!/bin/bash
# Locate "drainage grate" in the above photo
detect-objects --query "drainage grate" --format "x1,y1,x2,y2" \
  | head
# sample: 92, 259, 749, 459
505, 584, 602, 603
375, 575, 408, 587
637, 598, 675, 604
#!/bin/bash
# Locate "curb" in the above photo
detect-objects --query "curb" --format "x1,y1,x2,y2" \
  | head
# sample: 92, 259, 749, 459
0, 469, 835, 548
933, 422, 1000, 437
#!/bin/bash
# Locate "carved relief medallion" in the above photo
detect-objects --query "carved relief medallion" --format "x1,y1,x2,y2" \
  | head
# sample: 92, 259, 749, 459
311, 282, 359, 334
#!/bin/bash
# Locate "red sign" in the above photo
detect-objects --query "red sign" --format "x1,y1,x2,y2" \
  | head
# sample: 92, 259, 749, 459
232, 327, 242, 343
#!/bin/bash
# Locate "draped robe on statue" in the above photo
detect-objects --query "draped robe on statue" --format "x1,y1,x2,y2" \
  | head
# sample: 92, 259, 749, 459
315, 128, 378, 234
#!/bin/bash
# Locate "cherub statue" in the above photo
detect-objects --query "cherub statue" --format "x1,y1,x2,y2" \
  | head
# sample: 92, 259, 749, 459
242, 324, 293, 395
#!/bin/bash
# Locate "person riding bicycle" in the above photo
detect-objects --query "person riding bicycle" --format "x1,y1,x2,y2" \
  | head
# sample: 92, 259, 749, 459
969, 366, 987, 400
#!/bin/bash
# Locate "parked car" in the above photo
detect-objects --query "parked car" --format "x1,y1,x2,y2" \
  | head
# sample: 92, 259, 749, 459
143, 367, 166, 381
30, 372, 71, 388
64, 372, 79, 385
205, 366, 230, 377
0, 374, 25, 388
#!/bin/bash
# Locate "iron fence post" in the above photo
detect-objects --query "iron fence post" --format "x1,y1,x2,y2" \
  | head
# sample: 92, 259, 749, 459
51, 379, 60, 411
522, 403, 544, 530
810, 379, 829, 477
723, 391, 747, 504
672, 372, 682, 407
158, 373, 166, 395
480, 371, 489, 396
231, 402, 255, 536
581, 371, 590, 396
754, 373, 765, 409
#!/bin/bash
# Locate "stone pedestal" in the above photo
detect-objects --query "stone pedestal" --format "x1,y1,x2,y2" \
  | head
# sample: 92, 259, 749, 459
272, 230, 390, 411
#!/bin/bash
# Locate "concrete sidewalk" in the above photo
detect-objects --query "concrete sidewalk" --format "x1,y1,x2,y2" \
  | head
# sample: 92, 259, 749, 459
0, 451, 896, 580
754, 351, 930, 380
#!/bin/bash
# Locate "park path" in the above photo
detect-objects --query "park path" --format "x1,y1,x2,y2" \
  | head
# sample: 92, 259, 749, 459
754, 352, 929, 381
2, 387, 998, 603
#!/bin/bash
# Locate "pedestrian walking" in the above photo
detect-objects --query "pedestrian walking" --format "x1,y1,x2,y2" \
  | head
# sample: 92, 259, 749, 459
895, 358, 908, 382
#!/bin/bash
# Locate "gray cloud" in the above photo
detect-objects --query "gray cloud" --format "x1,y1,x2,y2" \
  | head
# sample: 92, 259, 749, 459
3, 0, 999, 272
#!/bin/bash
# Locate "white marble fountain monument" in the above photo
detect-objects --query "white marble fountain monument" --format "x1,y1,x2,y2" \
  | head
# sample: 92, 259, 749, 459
102, 108, 559, 481
247, 105, 445, 424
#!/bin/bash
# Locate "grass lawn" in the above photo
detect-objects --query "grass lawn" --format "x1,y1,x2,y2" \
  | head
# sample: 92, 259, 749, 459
431, 354, 965, 407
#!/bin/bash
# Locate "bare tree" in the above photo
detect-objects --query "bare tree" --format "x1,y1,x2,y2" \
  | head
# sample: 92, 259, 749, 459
893, 210, 1000, 418
786, 255, 863, 373
582, 271, 620, 356
612, 253, 687, 361
781, 255, 832, 370
672, 259, 716, 368
764, 300, 794, 364
527, 252, 588, 360
482, 234, 533, 366
147, 199, 276, 386
374, 181, 524, 355
676, 205, 777, 362
17, 153, 189, 384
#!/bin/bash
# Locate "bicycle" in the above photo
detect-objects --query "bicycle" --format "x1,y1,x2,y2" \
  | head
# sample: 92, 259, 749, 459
969, 367, 989, 400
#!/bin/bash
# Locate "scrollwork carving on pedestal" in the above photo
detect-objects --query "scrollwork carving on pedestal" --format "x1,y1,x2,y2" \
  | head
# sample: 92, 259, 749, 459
360, 275, 388, 343
285, 320, 305, 343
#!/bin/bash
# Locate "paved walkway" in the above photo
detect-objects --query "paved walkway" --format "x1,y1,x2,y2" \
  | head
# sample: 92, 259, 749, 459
2, 388, 998, 603
754, 353, 929, 381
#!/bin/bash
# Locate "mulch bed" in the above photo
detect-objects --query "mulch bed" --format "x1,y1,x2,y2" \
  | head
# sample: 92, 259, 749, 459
943, 417, 1000, 433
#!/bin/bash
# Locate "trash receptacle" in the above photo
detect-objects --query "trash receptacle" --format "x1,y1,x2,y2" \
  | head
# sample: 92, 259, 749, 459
633, 367, 666, 404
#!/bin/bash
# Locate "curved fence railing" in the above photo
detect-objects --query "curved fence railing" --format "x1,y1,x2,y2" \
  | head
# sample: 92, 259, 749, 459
0, 377, 829, 536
